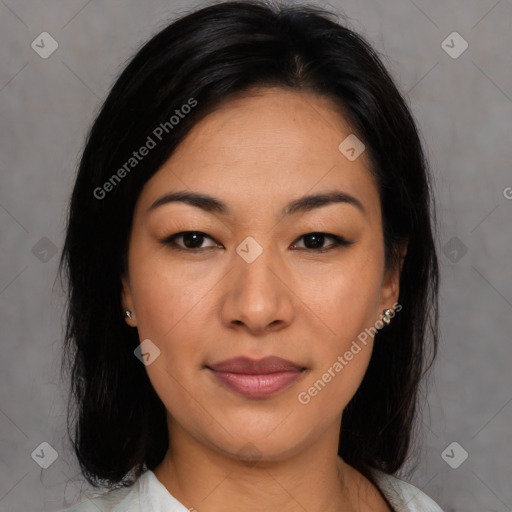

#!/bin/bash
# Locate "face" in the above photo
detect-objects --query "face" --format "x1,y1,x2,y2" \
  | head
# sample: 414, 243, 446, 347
121, 87, 402, 462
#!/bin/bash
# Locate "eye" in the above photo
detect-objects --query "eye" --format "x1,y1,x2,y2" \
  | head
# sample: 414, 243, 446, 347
290, 232, 353, 252
161, 231, 222, 251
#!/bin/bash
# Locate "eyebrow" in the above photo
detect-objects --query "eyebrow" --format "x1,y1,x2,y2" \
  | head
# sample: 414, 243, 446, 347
147, 190, 366, 218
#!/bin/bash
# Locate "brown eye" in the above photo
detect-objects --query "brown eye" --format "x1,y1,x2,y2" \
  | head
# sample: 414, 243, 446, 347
290, 232, 353, 252
162, 231, 221, 250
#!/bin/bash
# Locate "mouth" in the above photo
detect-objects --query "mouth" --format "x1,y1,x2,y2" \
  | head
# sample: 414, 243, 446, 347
205, 356, 307, 399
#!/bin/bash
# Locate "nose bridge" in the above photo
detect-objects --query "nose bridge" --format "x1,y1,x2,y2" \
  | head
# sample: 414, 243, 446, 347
234, 235, 280, 299
222, 234, 294, 332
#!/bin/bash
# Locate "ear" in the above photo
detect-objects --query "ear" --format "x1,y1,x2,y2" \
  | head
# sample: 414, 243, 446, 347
121, 274, 137, 326
379, 242, 407, 312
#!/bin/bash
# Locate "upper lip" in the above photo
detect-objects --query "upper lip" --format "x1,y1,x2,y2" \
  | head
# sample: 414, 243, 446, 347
207, 356, 304, 374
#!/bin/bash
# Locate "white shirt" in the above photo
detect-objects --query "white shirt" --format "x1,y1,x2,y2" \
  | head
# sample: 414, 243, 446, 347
59, 468, 444, 512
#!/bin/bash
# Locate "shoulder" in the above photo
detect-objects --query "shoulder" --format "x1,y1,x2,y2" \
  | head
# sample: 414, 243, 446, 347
57, 469, 189, 512
56, 479, 137, 512
371, 469, 445, 512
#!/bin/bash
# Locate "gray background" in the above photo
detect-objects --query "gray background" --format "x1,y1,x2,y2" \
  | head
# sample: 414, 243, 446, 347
1, 0, 511, 511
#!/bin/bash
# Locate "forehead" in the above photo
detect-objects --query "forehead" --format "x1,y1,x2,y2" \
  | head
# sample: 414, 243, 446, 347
137, 87, 381, 225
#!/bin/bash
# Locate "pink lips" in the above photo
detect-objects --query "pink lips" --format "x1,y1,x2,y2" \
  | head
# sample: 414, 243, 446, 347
207, 356, 305, 398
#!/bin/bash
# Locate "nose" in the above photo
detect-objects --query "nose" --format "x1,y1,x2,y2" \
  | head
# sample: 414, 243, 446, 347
219, 243, 295, 335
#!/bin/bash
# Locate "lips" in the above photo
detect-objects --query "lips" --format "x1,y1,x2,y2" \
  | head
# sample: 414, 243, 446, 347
207, 356, 305, 374
206, 356, 306, 398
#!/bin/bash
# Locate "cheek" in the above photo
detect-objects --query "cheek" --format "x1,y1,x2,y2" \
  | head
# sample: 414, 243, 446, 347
129, 265, 212, 411
295, 248, 383, 408
296, 290, 377, 421
128, 240, 216, 340
300, 251, 383, 340
133, 278, 215, 365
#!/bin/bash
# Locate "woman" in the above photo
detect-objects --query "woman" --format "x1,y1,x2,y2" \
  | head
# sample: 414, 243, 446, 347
58, 1, 443, 511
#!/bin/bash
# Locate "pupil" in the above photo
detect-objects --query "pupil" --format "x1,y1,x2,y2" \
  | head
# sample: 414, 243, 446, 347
184, 232, 203, 248
305, 233, 323, 249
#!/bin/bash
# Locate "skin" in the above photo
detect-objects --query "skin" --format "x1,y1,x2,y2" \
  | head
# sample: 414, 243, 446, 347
121, 86, 405, 512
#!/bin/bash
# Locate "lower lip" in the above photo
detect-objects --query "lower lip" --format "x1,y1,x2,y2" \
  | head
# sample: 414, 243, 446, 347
207, 369, 303, 398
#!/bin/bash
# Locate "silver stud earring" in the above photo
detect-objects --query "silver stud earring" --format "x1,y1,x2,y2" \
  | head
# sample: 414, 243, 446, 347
125, 310, 133, 320
382, 309, 393, 326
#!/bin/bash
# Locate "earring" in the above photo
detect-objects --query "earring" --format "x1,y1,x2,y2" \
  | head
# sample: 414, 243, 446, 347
382, 309, 393, 326
125, 310, 133, 320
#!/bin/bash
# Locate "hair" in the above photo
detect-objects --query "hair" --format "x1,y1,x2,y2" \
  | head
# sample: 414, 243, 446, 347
59, 0, 439, 490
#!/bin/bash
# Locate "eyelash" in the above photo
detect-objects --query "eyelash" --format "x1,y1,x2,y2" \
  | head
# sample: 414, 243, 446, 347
160, 231, 354, 253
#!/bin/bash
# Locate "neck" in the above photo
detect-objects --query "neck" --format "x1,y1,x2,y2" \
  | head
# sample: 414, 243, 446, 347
153, 418, 360, 512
